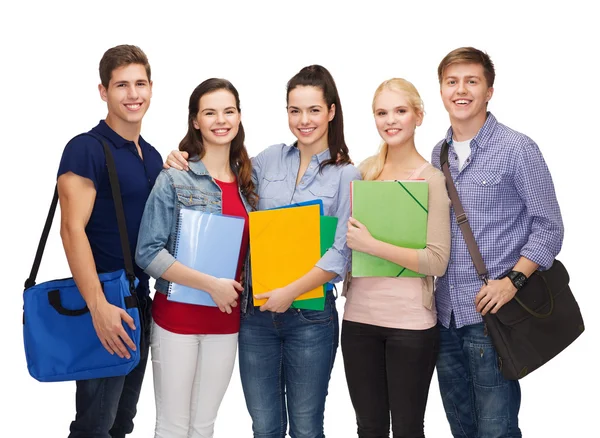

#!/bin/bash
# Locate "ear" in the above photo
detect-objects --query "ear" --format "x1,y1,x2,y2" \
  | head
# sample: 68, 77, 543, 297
328, 103, 336, 122
486, 87, 494, 103
149, 80, 153, 98
98, 84, 108, 103
415, 111, 424, 127
193, 119, 200, 130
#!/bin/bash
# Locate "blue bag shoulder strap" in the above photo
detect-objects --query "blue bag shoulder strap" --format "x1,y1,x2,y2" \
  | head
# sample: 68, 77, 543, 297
24, 133, 136, 293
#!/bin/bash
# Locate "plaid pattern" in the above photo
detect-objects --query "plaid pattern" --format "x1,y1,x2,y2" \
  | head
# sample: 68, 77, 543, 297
431, 113, 564, 328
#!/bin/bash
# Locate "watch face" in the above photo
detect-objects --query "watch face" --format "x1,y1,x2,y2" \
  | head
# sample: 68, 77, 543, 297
509, 271, 527, 289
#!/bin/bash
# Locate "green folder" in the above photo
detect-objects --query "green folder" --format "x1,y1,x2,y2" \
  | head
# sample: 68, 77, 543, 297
291, 216, 338, 310
351, 180, 428, 277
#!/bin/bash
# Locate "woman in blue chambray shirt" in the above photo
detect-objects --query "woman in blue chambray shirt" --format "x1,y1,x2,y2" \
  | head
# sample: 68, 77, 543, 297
167, 65, 361, 437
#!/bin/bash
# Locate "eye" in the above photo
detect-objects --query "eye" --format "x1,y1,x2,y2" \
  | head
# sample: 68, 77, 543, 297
117, 83, 126, 88
289, 109, 299, 114
136, 82, 146, 87
468, 79, 477, 85
397, 109, 406, 114
376, 111, 386, 117
447, 80, 456, 85
310, 108, 321, 113
205, 111, 214, 116
226, 110, 235, 115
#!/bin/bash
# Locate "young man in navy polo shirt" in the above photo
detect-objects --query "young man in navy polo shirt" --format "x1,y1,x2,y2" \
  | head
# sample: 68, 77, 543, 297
57, 44, 163, 437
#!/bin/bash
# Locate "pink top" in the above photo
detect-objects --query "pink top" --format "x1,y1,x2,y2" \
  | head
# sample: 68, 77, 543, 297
343, 162, 451, 330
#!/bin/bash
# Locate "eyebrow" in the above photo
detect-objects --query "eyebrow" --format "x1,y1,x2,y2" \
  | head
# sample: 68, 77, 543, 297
374, 105, 409, 112
201, 106, 237, 112
445, 75, 481, 80
112, 79, 148, 85
288, 105, 324, 110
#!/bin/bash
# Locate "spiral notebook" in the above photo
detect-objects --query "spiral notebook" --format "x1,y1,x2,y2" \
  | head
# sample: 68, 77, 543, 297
167, 209, 245, 306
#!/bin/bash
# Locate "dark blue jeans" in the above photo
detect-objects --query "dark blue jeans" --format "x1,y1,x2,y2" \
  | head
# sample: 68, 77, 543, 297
238, 293, 339, 438
68, 295, 152, 438
436, 317, 521, 438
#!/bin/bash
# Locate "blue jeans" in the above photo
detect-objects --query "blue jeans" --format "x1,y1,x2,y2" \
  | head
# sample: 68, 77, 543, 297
69, 295, 152, 438
436, 317, 521, 438
239, 293, 339, 438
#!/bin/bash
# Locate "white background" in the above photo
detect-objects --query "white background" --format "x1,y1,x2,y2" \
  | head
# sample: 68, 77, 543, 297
1, 1, 598, 436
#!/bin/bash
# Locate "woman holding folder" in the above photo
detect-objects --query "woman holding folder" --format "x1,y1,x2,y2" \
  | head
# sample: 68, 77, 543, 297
135, 78, 256, 438
166, 65, 361, 438
342, 79, 451, 438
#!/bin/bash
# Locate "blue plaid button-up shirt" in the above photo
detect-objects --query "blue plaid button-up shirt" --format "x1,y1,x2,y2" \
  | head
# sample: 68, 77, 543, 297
431, 113, 564, 328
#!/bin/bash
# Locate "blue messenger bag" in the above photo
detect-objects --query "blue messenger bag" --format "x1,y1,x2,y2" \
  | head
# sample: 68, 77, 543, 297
23, 138, 141, 382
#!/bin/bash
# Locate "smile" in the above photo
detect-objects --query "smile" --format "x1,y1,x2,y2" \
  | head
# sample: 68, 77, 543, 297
124, 103, 142, 111
454, 99, 471, 106
386, 128, 401, 135
212, 128, 230, 136
298, 128, 316, 135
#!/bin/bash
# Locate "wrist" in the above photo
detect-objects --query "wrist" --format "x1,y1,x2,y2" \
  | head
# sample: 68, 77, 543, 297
505, 270, 527, 291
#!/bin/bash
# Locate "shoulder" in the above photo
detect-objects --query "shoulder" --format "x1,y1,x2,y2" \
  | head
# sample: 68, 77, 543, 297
420, 164, 447, 189
338, 163, 362, 181
491, 121, 538, 154
62, 133, 105, 157
254, 143, 288, 161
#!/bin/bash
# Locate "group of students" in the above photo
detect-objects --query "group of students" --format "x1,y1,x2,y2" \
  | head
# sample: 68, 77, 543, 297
55, 44, 564, 438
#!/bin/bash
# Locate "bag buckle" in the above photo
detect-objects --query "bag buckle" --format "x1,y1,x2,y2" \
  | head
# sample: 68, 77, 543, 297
456, 213, 468, 225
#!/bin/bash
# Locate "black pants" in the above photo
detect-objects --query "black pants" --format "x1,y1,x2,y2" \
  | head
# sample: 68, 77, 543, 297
341, 320, 439, 438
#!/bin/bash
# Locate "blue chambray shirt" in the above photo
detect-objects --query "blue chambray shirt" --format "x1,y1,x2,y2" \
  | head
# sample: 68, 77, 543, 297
252, 143, 362, 283
431, 113, 564, 329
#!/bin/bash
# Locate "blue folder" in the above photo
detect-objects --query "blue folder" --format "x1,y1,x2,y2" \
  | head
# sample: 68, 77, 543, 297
167, 209, 245, 306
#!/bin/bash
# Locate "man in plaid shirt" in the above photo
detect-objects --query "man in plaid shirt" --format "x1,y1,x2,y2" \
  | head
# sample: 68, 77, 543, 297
431, 47, 564, 438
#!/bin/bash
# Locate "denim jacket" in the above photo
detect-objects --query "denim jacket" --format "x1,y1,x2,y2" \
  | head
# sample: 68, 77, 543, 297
135, 158, 253, 312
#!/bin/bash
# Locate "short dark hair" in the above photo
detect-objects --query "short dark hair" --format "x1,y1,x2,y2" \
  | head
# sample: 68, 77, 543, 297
438, 47, 495, 88
99, 45, 151, 88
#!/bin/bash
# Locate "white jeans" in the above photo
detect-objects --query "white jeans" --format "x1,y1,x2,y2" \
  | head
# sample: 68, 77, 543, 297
151, 321, 238, 438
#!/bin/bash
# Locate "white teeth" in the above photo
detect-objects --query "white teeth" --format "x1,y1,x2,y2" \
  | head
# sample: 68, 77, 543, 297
387, 129, 400, 134
213, 129, 229, 134
299, 128, 315, 133
126, 104, 141, 109
456, 100, 469, 104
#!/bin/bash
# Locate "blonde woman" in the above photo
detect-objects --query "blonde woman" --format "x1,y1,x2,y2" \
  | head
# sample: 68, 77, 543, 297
342, 79, 451, 438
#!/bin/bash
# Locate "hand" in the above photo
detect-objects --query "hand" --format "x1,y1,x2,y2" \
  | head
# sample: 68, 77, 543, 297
475, 278, 518, 316
209, 278, 242, 314
347, 217, 375, 253
90, 299, 137, 359
164, 150, 189, 171
255, 287, 296, 313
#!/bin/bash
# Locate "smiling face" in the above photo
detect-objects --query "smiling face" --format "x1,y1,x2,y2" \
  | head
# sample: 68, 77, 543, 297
100, 63, 152, 130
373, 88, 423, 148
193, 89, 241, 149
287, 85, 335, 150
440, 62, 493, 127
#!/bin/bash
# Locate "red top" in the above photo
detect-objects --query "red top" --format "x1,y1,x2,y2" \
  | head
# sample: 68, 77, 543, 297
152, 179, 250, 334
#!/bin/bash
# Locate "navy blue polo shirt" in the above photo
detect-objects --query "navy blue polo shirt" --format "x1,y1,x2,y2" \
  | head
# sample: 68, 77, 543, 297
57, 120, 163, 296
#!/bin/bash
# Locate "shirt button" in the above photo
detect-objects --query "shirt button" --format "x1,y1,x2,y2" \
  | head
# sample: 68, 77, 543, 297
482, 180, 487, 185
450, 285, 454, 289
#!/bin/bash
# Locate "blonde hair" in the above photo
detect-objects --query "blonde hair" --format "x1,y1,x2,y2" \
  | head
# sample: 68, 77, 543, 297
360, 78, 424, 181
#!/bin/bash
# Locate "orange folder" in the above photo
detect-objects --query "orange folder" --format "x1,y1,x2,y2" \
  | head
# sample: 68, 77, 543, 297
249, 204, 323, 306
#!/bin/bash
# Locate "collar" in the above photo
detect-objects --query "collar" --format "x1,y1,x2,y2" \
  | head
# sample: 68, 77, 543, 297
187, 156, 211, 176
92, 120, 150, 150
445, 112, 498, 150
284, 142, 332, 163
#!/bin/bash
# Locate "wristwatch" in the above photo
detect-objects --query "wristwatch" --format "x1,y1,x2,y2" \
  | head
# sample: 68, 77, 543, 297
506, 270, 528, 290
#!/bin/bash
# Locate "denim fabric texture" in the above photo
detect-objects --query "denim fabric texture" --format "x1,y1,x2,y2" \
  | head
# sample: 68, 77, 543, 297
68, 295, 153, 438
135, 158, 252, 300
436, 319, 522, 438
239, 292, 339, 438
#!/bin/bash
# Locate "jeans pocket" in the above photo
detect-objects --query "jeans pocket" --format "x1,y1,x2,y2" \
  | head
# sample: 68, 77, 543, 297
469, 342, 503, 388
295, 299, 334, 325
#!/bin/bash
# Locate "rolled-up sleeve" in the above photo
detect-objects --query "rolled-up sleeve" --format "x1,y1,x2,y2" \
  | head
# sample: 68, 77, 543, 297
515, 141, 564, 270
316, 164, 362, 282
135, 171, 178, 279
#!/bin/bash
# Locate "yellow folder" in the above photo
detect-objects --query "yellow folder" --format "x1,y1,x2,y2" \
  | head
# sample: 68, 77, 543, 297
249, 204, 323, 306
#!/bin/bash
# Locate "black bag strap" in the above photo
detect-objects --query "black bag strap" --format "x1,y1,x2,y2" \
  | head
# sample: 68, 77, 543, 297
24, 134, 136, 293
440, 141, 489, 283
440, 141, 553, 318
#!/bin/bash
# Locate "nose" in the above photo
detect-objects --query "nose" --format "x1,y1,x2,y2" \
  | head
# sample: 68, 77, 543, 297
127, 84, 139, 100
386, 112, 396, 125
216, 111, 226, 124
300, 111, 309, 125
457, 80, 467, 95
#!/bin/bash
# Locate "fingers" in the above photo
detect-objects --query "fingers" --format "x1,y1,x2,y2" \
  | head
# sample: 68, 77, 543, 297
108, 336, 130, 359
254, 292, 270, 300
121, 310, 136, 331
100, 338, 115, 356
230, 300, 238, 308
232, 280, 243, 292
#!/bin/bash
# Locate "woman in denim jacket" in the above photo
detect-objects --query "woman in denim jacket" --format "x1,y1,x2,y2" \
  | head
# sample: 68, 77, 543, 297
167, 65, 361, 438
136, 78, 256, 438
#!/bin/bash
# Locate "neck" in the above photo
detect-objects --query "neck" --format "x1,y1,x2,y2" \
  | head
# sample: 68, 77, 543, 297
105, 114, 141, 144
297, 137, 329, 161
451, 111, 487, 142
385, 139, 422, 167
201, 143, 234, 182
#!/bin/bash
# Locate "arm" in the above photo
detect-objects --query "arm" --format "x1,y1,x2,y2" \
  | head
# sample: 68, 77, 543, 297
135, 172, 241, 313
257, 165, 362, 312
347, 170, 451, 276
476, 140, 563, 315
58, 172, 137, 359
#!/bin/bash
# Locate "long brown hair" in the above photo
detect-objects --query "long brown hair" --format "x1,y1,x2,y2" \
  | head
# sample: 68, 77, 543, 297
286, 65, 351, 170
179, 78, 257, 209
